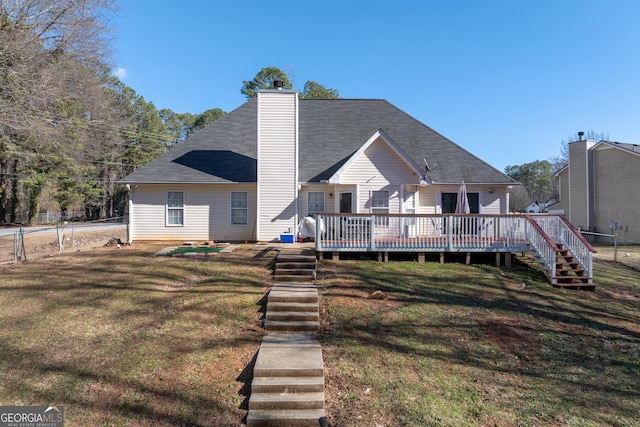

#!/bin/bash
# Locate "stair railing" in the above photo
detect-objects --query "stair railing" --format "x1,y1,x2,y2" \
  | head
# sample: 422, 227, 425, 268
524, 215, 558, 282
528, 214, 596, 284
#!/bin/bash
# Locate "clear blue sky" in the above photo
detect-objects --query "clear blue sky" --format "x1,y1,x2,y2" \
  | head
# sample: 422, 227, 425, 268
112, 0, 640, 171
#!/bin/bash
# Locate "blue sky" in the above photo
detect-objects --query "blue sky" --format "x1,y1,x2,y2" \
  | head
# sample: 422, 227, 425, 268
112, 0, 640, 171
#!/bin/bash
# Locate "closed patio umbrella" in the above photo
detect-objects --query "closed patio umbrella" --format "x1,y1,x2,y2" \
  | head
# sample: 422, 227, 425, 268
455, 180, 470, 214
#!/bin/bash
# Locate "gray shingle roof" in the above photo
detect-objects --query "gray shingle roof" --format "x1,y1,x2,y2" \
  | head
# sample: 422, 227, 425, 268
120, 98, 516, 185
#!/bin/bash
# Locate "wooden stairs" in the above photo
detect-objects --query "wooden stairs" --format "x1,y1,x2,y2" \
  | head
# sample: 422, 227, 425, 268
553, 245, 596, 289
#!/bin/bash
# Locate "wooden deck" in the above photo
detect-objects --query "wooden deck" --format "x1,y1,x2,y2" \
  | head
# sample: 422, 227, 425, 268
313, 213, 597, 287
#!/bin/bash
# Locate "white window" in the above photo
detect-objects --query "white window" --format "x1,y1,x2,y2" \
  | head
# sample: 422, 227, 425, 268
371, 190, 389, 214
371, 190, 390, 226
167, 191, 184, 226
231, 192, 248, 225
307, 191, 325, 215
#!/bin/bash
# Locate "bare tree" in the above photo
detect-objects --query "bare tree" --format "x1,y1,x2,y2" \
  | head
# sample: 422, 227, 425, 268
0, 0, 120, 223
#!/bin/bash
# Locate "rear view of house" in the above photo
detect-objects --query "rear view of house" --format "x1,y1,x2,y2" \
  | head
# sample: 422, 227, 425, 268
120, 87, 516, 243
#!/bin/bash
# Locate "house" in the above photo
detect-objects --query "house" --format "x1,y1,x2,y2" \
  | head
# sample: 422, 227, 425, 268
120, 88, 517, 243
555, 137, 640, 243
525, 198, 556, 214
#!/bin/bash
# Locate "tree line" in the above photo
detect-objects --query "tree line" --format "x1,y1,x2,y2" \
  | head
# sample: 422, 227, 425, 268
0, 0, 339, 225
0, 1, 226, 224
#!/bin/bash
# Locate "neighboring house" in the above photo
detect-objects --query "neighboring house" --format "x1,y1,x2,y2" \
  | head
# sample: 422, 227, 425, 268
555, 138, 640, 243
525, 198, 556, 214
120, 89, 517, 243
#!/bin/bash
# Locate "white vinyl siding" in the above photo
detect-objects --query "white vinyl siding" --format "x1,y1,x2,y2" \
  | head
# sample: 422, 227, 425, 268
166, 191, 184, 226
257, 91, 298, 241
231, 192, 248, 225
339, 136, 417, 214
307, 191, 325, 215
129, 184, 256, 242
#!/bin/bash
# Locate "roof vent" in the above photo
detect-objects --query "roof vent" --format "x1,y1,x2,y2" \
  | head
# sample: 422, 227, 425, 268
273, 80, 284, 90
578, 131, 584, 141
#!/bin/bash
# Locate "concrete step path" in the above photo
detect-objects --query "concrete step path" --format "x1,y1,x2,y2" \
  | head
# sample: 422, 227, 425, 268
264, 283, 319, 332
247, 333, 326, 427
274, 247, 317, 283
247, 246, 326, 427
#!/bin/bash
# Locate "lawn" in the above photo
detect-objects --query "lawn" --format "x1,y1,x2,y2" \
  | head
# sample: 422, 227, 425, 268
0, 245, 638, 426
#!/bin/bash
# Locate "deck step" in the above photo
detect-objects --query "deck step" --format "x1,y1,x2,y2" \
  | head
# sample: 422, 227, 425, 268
246, 409, 326, 427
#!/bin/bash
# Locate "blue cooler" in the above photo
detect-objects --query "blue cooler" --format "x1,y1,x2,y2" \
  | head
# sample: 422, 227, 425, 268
280, 233, 295, 243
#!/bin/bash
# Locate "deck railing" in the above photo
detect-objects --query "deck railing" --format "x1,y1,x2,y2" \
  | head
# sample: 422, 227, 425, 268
314, 213, 595, 284
315, 213, 530, 253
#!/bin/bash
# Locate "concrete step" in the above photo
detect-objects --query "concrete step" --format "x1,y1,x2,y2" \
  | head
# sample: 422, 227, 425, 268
249, 392, 324, 411
263, 320, 319, 332
276, 262, 317, 270
253, 344, 323, 378
267, 302, 319, 313
266, 311, 319, 322
251, 376, 324, 393
277, 254, 317, 263
246, 409, 326, 427
262, 333, 321, 347
268, 289, 318, 304
273, 275, 316, 283
275, 268, 316, 276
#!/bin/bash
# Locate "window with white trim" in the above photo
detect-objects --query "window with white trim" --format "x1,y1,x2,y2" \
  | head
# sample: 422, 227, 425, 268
231, 191, 248, 225
167, 191, 184, 226
371, 190, 390, 226
371, 190, 389, 214
307, 191, 325, 215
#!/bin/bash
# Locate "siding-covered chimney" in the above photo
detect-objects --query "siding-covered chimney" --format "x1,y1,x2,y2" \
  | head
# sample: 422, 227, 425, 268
256, 89, 298, 241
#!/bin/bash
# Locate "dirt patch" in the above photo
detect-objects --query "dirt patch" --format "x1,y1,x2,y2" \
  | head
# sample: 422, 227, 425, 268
479, 316, 542, 366
1, 225, 127, 263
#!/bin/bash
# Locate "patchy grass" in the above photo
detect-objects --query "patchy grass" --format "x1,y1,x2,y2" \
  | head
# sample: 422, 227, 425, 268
318, 255, 640, 426
1, 246, 638, 426
0, 243, 270, 426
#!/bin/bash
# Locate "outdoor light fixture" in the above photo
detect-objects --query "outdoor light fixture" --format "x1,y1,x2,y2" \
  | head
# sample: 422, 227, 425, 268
329, 193, 334, 198
488, 188, 495, 194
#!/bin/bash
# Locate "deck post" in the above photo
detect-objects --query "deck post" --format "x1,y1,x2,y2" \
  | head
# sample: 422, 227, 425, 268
495, 252, 501, 267
465, 252, 471, 265
369, 215, 376, 252
505, 252, 512, 269
418, 252, 425, 264
447, 215, 453, 251
332, 251, 339, 261
439, 252, 444, 264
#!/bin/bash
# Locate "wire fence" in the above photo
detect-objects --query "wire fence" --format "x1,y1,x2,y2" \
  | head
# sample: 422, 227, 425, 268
0, 223, 127, 264
579, 230, 640, 270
